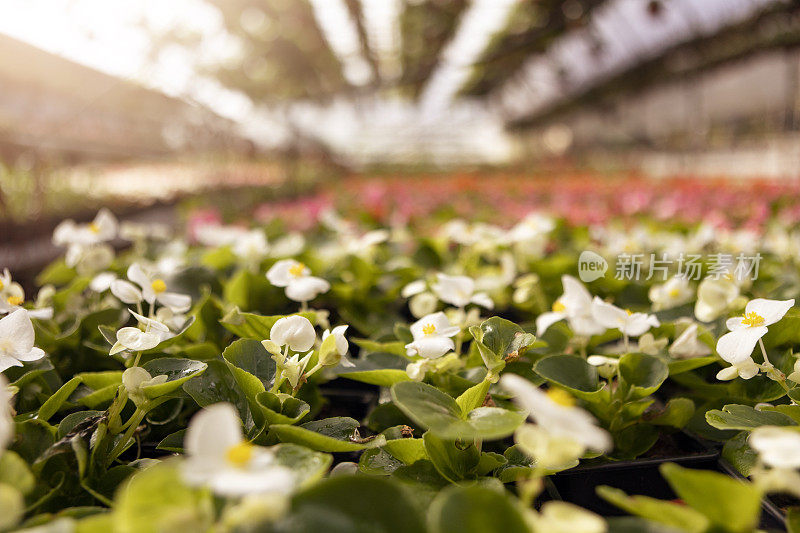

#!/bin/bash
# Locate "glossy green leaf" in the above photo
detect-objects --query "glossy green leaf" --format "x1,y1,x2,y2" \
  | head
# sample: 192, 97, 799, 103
270, 417, 386, 452
428, 485, 529, 533
597, 485, 709, 533
533, 355, 604, 401
618, 353, 668, 400
661, 462, 762, 533
706, 404, 797, 431
140, 358, 207, 400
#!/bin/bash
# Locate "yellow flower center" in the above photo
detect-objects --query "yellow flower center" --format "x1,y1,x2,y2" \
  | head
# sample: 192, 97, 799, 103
625, 309, 633, 316
741, 312, 765, 327
289, 262, 306, 277
546, 388, 575, 407
422, 323, 437, 336
0, 280, 4, 290
552, 300, 566, 313
6, 296, 23, 306
151, 279, 167, 294
89, 222, 101, 234
668, 288, 680, 298
225, 441, 254, 468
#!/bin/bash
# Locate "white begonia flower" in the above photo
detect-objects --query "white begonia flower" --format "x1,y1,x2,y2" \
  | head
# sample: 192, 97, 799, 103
405, 360, 431, 381
233, 230, 269, 264
715, 298, 794, 381
694, 277, 741, 322
591, 297, 660, 338
409, 292, 439, 319
119, 221, 171, 242
431, 274, 494, 309
534, 502, 607, 533
195, 224, 247, 248
749, 426, 800, 470
89, 272, 117, 293
269, 316, 316, 353
669, 323, 711, 359
281, 353, 312, 389
0, 269, 25, 315
788, 358, 800, 384
0, 374, 11, 457
536, 275, 606, 337
155, 307, 188, 332
501, 374, 612, 463
270, 233, 305, 258
321, 325, 354, 368
266, 260, 330, 304
637, 333, 668, 355
649, 276, 693, 311
124, 263, 191, 313
110, 279, 143, 305
53, 208, 118, 248
401, 280, 428, 299
183, 403, 295, 497
506, 212, 555, 243
342, 229, 390, 255
0, 309, 46, 372
405, 312, 460, 359
110, 311, 175, 355
122, 366, 168, 406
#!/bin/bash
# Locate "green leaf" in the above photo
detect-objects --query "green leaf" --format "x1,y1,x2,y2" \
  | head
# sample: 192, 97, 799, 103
787, 506, 800, 533
352, 338, 408, 357
428, 485, 529, 533
113, 461, 213, 533
469, 317, 533, 373
533, 355, 604, 401
649, 398, 695, 429
597, 485, 709, 533
762, 308, 800, 348
0, 483, 24, 531
0, 452, 35, 495
705, 404, 797, 431
38, 377, 82, 421
722, 431, 758, 477
182, 360, 248, 418
618, 353, 668, 400
383, 438, 427, 465
272, 443, 332, 488
270, 417, 386, 452
661, 462, 762, 533
222, 339, 276, 425
220, 308, 316, 340
290, 476, 425, 533
337, 352, 411, 387
391, 381, 524, 440
359, 448, 405, 475
667, 356, 717, 375
455, 379, 491, 416
255, 391, 310, 425
140, 358, 207, 400
156, 430, 186, 453
423, 432, 480, 482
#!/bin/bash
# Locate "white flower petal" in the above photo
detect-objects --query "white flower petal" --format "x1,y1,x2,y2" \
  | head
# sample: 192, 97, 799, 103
405, 336, 454, 359
536, 312, 566, 337
285, 276, 329, 302
111, 280, 143, 304
185, 403, 243, 463
270, 316, 316, 352
746, 298, 794, 326
716, 327, 768, 364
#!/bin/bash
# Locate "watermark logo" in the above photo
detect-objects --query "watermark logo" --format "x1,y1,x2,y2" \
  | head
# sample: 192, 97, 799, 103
578, 250, 608, 282
577, 251, 762, 282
